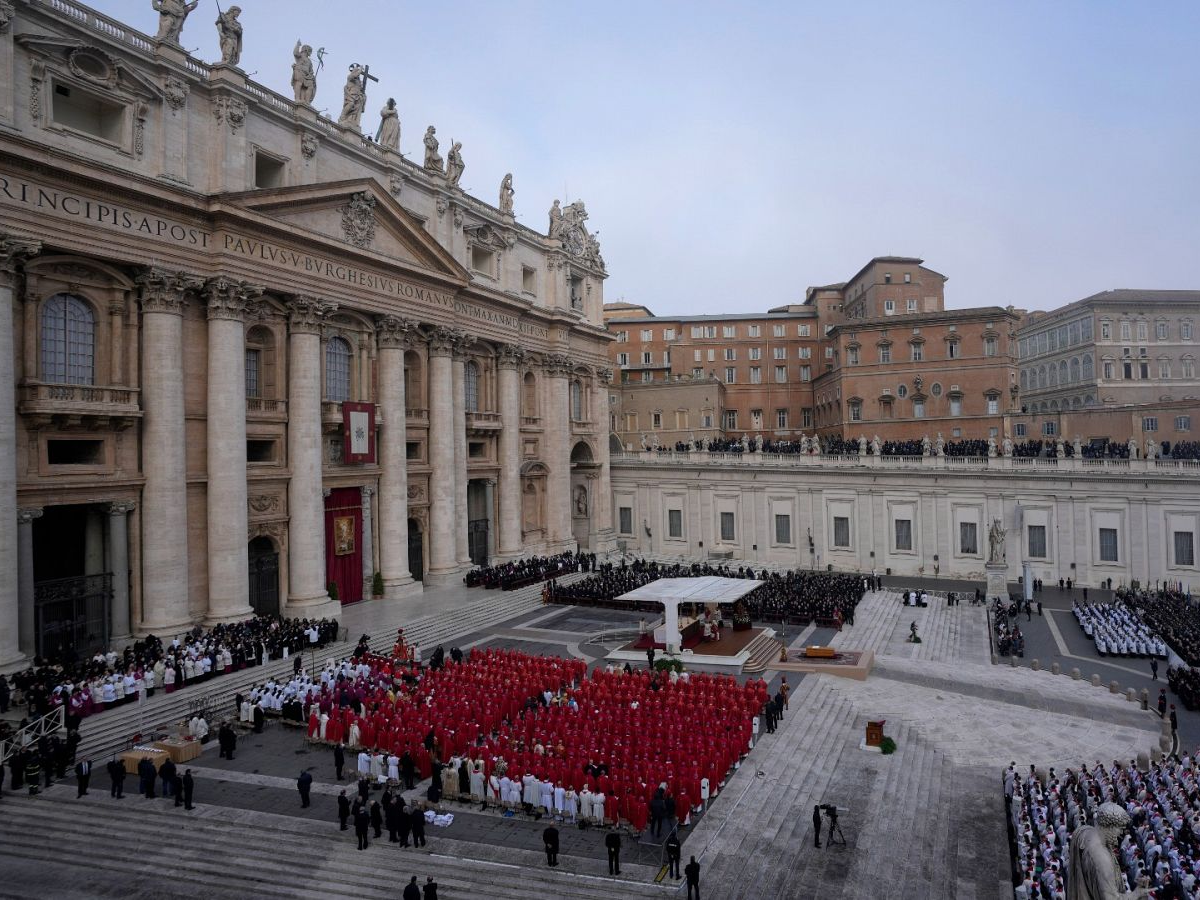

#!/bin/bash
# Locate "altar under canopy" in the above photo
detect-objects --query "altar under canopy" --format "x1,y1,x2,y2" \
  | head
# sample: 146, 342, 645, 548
618, 576, 763, 652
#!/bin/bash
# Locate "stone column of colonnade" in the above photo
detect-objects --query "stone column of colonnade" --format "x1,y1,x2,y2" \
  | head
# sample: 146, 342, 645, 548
204, 278, 261, 623
543, 354, 574, 550
136, 269, 203, 632
425, 326, 463, 584
496, 344, 525, 560
452, 337, 470, 566
107, 501, 136, 641
592, 367, 615, 549
375, 315, 417, 596
0, 235, 40, 668
285, 296, 339, 618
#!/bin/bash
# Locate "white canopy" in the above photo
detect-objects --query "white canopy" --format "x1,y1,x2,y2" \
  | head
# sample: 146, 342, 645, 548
618, 576, 763, 650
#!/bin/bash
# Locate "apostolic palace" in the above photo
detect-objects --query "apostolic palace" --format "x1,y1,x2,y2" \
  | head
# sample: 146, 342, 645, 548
0, 0, 615, 668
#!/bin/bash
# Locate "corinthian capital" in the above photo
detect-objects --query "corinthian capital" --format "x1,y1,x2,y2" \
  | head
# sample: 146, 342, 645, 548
596, 367, 614, 384
137, 267, 204, 315
544, 353, 574, 377
376, 314, 420, 350
0, 232, 42, 277
497, 343, 526, 369
287, 294, 337, 334
427, 324, 466, 355
205, 276, 264, 321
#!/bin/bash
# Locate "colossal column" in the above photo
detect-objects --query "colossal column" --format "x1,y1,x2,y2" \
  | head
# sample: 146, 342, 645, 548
452, 335, 470, 566
205, 277, 260, 623
496, 344, 525, 559
17, 507, 43, 658
286, 295, 339, 617
0, 234, 40, 667
425, 326, 461, 583
375, 315, 418, 596
107, 500, 136, 642
543, 353, 573, 550
593, 367, 616, 551
136, 268, 203, 632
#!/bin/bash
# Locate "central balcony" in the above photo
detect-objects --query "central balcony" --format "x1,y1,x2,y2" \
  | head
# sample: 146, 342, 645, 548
19, 382, 141, 430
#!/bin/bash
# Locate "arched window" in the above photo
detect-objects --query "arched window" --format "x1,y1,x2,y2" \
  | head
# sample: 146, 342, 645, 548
569, 380, 583, 421
325, 336, 352, 402
1082, 355, 1094, 380
1058, 360, 1068, 384
41, 293, 95, 384
404, 350, 423, 409
521, 371, 538, 417
1069, 357, 1080, 384
1020, 369, 1029, 392
464, 360, 479, 412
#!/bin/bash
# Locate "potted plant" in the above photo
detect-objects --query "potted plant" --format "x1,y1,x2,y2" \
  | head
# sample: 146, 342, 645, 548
372, 571, 384, 599
732, 601, 752, 632
327, 581, 339, 605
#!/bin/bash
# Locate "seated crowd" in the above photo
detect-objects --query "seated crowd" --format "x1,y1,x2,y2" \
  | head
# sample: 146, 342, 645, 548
463, 551, 596, 590
1005, 755, 1200, 899
299, 637, 766, 833
1118, 587, 1200, 667
1169, 667, 1200, 712
546, 557, 865, 627
8, 615, 339, 729
1072, 601, 1168, 658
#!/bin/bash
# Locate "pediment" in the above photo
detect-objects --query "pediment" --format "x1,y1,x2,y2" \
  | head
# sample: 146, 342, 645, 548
219, 179, 469, 283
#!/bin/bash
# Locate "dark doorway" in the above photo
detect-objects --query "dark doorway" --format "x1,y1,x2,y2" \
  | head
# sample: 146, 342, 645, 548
468, 519, 489, 567
247, 536, 280, 616
408, 518, 424, 582
33, 504, 110, 661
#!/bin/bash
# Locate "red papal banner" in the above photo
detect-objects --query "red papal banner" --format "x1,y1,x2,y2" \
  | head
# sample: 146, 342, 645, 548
342, 401, 375, 464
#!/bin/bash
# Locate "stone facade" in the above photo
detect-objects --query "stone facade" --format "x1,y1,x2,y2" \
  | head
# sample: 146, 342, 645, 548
608, 376, 726, 450
611, 451, 1200, 588
0, 1, 613, 667
1018, 290, 1200, 414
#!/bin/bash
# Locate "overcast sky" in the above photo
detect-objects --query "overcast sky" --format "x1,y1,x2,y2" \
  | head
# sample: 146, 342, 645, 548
102, 0, 1199, 314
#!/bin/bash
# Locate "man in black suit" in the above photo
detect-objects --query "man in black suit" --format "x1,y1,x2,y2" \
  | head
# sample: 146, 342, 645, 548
409, 804, 427, 847
812, 805, 822, 848
685, 856, 701, 899
74, 758, 91, 797
605, 830, 622, 875
354, 804, 370, 850
333, 743, 345, 780
107, 759, 125, 798
337, 789, 351, 830
297, 770, 313, 808
665, 831, 682, 878
182, 769, 195, 810
543, 825, 559, 866
160, 757, 177, 797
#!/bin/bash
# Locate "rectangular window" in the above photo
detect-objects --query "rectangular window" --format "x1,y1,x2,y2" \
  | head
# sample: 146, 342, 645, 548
724, 348, 736, 361
774, 366, 787, 383
749, 347, 762, 360
913, 399, 925, 418
1101, 322, 1111, 340
1121, 322, 1132, 341
984, 336, 998, 357
880, 400, 893, 419
825, 347, 834, 360
618, 507, 633, 535
894, 519, 913, 551
1184, 322, 1193, 340
799, 347, 811, 359
640, 329, 653, 342
1140, 362, 1149, 379
959, 522, 978, 555
641, 371, 652, 382
642, 351, 652, 365
1175, 531, 1195, 567
906, 298, 917, 312
799, 325, 811, 337
244, 349, 260, 399
949, 397, 962, 416
724, 410, 737, 430
884, 300, 895, 315
692, 367, 704, 378
722, 326, 736, 338
1028, 525, 1047, 558
947, 342, 959, 359
772, 347, 786, 360
1158, 322, 1169, 340
1137, 322, 1148, 342
1143, 417, 1158, 432
878, 345, 891, 363
724, 367, 736, 383
1124, 361, 1133, 379
833, 516, 850, 548
774, 514, 791, 545
50, 81, 127, 143
663, 328, 676, 341
1043, 422, 1057, 436
617, 352, 628, 367
668, 509, 683, 539
651, 412, 662, 429
911, 344, 924, 362
693, 350, 702, 362
749, 367, 762, 384
719, 511, 736, 541
690, 326, 702, 338
1103, 361, 1114, 379
521, 266, 537, 295
773, 325, 785, 337
1099, 528, 1119, 562
1160, 360, 1171, 379
987, 396, 999, 415
701, 413, 713, 428
800, 365, 811, 381
1176, 416, 1191, 431
707, 349, 716, 362
847, 347, 860, 365
748, 325, 760, 337
802, 408, 813, 428
1015, 423, 1027, 437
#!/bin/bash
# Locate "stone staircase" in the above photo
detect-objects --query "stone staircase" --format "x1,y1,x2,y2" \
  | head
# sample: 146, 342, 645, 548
829, 590, 904, 655
831, 590, 990, 666
0, 787, 670, 900
72, 575, 585, 761
740, 631, 784, 674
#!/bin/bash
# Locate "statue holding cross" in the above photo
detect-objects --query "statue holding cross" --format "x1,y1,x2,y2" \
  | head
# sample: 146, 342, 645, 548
338, 63, 376, 131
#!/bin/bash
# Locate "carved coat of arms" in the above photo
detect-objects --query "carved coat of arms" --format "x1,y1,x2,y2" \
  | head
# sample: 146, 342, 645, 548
340, 191, 377, 249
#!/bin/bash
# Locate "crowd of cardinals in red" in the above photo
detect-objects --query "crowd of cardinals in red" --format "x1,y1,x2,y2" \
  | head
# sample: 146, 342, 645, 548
304, 632, 767, 830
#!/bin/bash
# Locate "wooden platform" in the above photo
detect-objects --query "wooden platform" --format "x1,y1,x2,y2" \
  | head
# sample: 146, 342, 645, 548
618, 625, 762, 657
764, 648, 875, 681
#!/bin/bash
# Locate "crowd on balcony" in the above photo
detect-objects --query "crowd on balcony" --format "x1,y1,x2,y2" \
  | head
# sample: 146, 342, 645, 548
1005, 756, 1200, 899
463, 552, 596, 590
7, 615, 340, 729
1071, 601, 1168, 658
546, 557, 865, 626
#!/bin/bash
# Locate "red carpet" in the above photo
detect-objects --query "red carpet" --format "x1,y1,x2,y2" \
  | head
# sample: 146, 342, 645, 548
630, 630, 707, 651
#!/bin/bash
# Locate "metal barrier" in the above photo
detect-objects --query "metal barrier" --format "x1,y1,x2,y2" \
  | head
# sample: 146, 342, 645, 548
0, 706, 65, 765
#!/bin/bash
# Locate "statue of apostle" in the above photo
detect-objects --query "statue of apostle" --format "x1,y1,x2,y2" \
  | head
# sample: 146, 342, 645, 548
446, 142, 465, 187
292, 41, 317, 104
1067, 802, 1150, 899
376, 99, 400, 150
338, 64, 368, 129
423, 126, 443, 172
215, 6, 243, 67
548, 199, 563, 239
498, 173, 514, 215
153, 0, 198, 44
